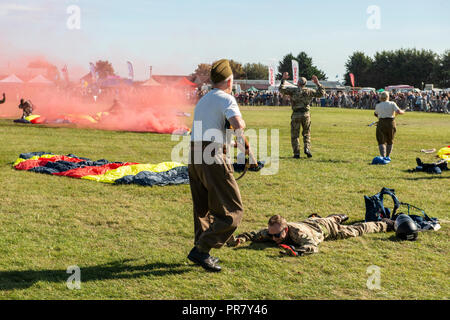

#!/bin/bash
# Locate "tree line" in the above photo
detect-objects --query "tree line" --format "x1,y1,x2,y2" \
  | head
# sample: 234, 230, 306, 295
344, 49, 449, 89
191, 52, 327, 82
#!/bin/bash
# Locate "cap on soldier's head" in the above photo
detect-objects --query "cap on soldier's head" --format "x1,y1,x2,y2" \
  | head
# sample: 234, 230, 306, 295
298, 77, 307, 86
211, 59, 233, 84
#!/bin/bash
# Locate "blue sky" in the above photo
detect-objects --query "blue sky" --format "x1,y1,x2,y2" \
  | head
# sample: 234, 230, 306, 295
0, 0, 448, 80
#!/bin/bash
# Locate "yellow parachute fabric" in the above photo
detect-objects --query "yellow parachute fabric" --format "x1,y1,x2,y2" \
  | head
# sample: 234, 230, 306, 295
81, 162, 186, 183
24, 115, 41, 122
437, 146, 450, 160
13, 154, 57, 167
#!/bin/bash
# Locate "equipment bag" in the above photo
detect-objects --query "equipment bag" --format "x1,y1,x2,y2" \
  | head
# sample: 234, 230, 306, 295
364, 187, 401, 222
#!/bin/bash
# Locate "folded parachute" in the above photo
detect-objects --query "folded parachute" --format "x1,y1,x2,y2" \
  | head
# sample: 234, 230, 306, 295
13, 152, 189, 187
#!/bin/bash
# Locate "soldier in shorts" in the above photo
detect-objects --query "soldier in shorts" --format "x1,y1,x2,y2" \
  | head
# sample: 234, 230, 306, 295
374, 91, 405, 161
279, 72, 325, 159
227, 214, 394, 256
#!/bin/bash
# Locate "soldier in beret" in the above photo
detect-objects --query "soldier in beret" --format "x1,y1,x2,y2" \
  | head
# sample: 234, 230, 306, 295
187, 59, 249, 272
227, 214, 394, 256
279, 73, 325, 158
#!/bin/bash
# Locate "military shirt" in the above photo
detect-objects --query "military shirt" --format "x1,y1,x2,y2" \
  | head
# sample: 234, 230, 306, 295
279, 80, 325, 114
230, 219, 327, 255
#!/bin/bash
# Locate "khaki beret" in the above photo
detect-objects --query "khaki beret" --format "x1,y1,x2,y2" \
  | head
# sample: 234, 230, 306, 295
211, 59, 233, 84
298, 77, 307, 86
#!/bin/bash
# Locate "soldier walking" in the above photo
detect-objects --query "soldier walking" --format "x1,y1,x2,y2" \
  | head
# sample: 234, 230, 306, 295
227, 214, 394, 256
187, 59, 250, 272
279, 72, 325, 158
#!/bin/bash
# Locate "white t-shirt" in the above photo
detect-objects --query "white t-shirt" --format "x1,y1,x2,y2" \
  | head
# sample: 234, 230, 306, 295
375, 101, 401, 119
191, 89, 242, 142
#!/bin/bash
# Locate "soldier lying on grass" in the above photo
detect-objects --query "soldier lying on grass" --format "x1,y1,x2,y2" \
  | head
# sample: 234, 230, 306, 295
226, 214, 394, 256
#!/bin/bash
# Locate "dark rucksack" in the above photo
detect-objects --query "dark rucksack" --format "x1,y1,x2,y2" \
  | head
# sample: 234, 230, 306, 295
364, 187, 401, 222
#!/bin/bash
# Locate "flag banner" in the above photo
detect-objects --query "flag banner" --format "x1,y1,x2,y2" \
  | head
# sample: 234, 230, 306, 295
349, 73, 355, 87
61, 65, 69, 83
268, 66, 275, 86
89, 62, 97, 82
292, 60, 299, 85
127, 61, 134, 80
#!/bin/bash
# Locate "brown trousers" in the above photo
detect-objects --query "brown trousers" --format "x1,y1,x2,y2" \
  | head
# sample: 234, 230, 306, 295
376, 118, 396, 145
188, 141, 244, 252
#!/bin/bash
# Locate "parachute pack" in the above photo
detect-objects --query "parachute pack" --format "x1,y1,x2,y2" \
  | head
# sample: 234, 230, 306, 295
364, 187, 441, 231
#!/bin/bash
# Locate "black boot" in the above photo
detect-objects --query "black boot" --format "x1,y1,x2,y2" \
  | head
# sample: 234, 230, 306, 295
304, 148, 312, 158
187, 247, 221, 272
381, 218, 395, 232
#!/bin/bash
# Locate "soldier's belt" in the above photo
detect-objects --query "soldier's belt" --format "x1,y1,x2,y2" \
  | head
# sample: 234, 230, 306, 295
292, 107, 309, 113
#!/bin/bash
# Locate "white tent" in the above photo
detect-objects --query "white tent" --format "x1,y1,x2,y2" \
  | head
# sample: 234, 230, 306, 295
28, 74, 53, 84
0, 74, 24, 83
141, 77, 161, 87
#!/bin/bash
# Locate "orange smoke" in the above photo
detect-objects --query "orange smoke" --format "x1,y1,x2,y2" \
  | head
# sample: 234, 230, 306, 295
0, 56, 194, 134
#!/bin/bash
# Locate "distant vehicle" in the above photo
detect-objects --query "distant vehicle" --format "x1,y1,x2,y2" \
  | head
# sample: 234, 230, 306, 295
359, 87, 376, 93
385, 85, 414, 92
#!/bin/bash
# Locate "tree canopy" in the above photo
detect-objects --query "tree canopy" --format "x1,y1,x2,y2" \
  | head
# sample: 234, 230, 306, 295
95, 60, 116, 79
276, 52, 327, 80
344, 49, 448, 89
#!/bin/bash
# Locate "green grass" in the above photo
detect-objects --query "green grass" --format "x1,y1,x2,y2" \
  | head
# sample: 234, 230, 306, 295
0, 107, 449, 300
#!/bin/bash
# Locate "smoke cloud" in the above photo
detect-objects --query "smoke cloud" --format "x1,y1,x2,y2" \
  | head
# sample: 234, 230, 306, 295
0, 55, 193, 134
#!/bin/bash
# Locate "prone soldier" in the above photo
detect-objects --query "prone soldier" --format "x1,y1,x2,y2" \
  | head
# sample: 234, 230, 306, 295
279, 73, 325, 158
227, 214, 394, 256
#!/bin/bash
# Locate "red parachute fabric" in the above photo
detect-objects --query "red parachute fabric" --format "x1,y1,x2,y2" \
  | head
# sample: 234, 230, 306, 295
53, 162, 138, 178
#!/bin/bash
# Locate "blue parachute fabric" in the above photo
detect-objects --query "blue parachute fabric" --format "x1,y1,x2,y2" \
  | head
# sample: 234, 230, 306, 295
115, 166, 189, 186
19, 151, 54, 159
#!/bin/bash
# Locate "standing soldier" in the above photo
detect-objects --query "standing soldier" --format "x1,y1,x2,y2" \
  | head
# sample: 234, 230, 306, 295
187, 59, 249, 272
374, 91, 405, 161
0, 93, 5, 104
227, 214, 394, 256
280, 73, 325, 158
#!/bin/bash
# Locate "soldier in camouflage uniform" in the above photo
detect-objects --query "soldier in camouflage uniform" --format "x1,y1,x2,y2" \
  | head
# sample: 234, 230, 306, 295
0, 93, 5, 104
279, 72, 325, 158
227, 214, 394, 256
18, 99, 34, 119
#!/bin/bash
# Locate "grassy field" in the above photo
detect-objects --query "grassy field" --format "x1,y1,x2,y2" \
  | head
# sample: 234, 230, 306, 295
0, 106, 448, 300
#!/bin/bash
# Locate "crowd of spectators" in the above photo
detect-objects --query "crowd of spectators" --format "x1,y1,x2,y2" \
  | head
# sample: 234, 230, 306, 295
197, 87, 449, 113
315, 91, 449, 113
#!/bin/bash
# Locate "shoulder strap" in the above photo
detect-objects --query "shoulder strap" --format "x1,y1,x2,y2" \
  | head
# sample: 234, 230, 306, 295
379, 188, 401, 215
399, 202, 431, 221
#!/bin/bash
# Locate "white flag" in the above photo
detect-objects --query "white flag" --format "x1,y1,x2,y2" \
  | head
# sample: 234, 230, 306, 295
268, 66, 275, 86
89, 62, 96, 82
292, 60, 299, 85
127, 61, 134, 80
